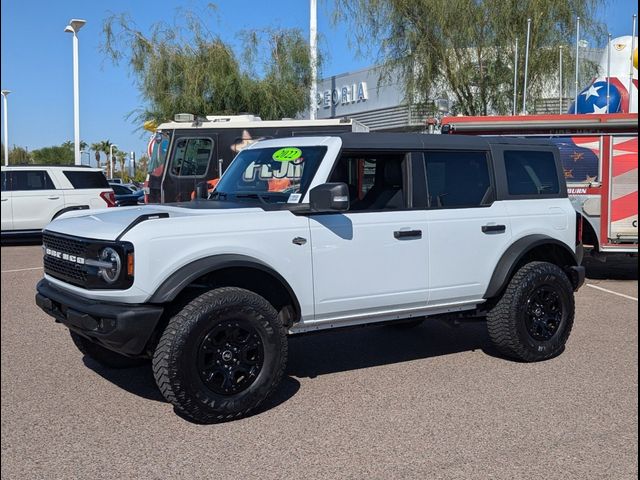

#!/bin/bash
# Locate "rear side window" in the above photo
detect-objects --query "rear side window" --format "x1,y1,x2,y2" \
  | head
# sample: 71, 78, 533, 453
1, 172, 7, 191
504, 151, 560, 196
63, 171, 110, 189
170, 138, 214, 177
423, 151, 492, 208
112, 184, 132, 195
11, 170, 56, 191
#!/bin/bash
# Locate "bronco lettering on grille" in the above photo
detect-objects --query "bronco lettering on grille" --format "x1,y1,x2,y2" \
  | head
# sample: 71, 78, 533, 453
45, 248, 85, 265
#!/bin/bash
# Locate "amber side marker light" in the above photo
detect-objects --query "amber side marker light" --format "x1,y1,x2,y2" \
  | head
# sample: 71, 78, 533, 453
127, 252, 135, 277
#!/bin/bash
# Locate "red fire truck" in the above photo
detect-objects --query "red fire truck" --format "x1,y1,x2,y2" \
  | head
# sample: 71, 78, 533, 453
441, 113, 638, 256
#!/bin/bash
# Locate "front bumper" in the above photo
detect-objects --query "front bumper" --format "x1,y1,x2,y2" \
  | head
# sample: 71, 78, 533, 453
36, 279, 164, 356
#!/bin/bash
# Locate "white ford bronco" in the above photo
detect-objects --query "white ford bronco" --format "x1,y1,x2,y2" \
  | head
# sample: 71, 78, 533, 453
36, 133, 585, 423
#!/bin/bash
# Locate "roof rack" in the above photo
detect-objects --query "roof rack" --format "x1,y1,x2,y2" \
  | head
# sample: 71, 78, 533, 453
2, 164, 94, 168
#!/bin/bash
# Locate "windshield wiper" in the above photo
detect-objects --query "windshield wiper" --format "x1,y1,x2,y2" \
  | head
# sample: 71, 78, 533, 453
235, 193, 269, 204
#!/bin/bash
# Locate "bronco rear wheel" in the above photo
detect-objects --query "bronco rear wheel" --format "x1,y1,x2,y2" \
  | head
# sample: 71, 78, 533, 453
487, 261, 575, 362
152, 287, 287, 423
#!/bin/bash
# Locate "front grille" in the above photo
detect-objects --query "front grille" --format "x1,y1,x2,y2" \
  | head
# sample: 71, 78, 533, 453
42, 232, 89, 286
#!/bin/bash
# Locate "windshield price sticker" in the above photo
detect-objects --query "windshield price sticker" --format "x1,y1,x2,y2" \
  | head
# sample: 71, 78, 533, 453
273, 148, 302, 162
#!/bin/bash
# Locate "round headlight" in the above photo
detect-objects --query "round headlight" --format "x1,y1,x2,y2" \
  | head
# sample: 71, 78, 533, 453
98, 247, 121, 283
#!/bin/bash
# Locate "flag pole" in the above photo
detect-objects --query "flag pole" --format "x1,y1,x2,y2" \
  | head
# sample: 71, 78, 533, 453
559, 46, 563, 114
522, 18, 531, 114
629, 14, 637, 110
606, 33, 612, 112
513, 37, 518, 115
574, 16, 581, 114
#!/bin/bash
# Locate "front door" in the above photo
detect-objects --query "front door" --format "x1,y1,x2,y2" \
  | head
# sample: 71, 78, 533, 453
309, 152, 429, 323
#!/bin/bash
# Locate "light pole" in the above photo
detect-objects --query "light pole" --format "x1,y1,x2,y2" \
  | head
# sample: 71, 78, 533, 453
1, 90, 10, 166
309, 0, 318, 120
64, 19, 86, 166
109, 144, 118, 179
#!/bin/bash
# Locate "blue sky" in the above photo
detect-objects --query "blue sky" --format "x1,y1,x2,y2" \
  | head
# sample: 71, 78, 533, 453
1, 0, 637, 158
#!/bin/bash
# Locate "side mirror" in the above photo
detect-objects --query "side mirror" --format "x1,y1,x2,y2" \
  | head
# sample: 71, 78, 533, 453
309, 183, 350, 212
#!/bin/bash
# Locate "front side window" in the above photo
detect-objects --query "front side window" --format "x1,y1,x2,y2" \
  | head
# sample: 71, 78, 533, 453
214, 146, 327, 203
423, 151, 492, 208
11, 170, 56, 191
505, 150, 560, 196
329, 153, 407, 210
170, 138, 213, 177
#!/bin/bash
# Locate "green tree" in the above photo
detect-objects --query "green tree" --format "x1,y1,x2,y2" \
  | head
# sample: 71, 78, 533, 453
102, 7, 315, 124
335, 0, 604, 115
8, 146, 32, 164
31, 144, 74, 165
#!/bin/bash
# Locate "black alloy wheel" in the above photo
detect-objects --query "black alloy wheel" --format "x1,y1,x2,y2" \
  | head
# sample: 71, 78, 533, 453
197, 320, 264, 395
524, 285, 564, 341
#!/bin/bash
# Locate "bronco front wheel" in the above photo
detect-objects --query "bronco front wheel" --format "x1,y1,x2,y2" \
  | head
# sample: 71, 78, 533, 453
152, 287, 288, 423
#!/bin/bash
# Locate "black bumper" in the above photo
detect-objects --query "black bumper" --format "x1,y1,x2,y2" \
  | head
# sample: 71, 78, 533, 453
36, 279, 164, 357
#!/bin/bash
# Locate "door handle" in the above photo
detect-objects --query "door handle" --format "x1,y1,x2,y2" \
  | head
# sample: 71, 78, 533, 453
482, 224, 506, 234
1, 198, 7, 201
47, 196, 60, 200
394, 229, 422, 239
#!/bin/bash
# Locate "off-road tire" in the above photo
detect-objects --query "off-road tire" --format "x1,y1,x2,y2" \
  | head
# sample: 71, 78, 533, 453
70, 331, 148, 369
152, 287, 288, 423
487, 261, 575, 362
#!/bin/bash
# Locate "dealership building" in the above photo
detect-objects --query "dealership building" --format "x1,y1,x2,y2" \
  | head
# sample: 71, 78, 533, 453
314, 48, 604, 131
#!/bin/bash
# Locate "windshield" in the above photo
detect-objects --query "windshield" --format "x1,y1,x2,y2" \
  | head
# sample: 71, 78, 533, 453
214, 146, 327, 203
147, 131, 171, 174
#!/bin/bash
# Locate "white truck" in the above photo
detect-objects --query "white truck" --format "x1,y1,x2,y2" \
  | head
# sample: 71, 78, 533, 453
36, 133, 585, 423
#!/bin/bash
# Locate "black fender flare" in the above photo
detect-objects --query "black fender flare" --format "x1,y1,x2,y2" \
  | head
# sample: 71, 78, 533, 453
483, 235, 579, 299
52, 205, 90, 220
148, 254, 301, 315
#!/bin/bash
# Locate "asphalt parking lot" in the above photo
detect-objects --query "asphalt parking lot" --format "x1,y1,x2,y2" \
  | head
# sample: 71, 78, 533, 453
1, 244, 637, 480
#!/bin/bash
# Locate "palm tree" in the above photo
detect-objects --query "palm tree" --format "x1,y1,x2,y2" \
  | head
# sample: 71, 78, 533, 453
98, 140, 113, 177
90, 142, 102, 169
115, 150, 127, 181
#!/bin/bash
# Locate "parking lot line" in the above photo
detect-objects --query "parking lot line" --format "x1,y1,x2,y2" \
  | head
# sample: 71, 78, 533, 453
586, 283, 638, 302
1, 267, 43, 274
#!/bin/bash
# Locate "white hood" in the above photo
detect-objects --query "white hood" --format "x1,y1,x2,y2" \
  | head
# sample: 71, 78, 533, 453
44, 204, 261, 241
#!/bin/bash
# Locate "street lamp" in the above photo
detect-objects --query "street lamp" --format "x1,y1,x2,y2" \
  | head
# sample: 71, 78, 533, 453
64, 18, 86, 166
1, 90, 10, 166
109, 144, 118, 179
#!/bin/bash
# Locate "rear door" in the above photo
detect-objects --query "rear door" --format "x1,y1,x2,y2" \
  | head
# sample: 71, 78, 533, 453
1, 171, 12, 231
162, 133, 218, 202
11, 170, 65, 230
419, 149, 513, 304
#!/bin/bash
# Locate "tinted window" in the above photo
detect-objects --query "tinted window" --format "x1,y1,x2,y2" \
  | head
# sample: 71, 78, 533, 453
112, 184, 132, 195
11, 170, 56, 191
1, 172, 7, 191
505, 150, 560, 195
64, 171, 110, 189
329, 153, 407, 210
170, 138, 214, 177
423, 151, 492, 208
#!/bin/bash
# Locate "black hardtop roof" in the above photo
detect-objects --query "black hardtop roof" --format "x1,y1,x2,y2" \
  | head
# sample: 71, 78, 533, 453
336, 132, 555, 150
